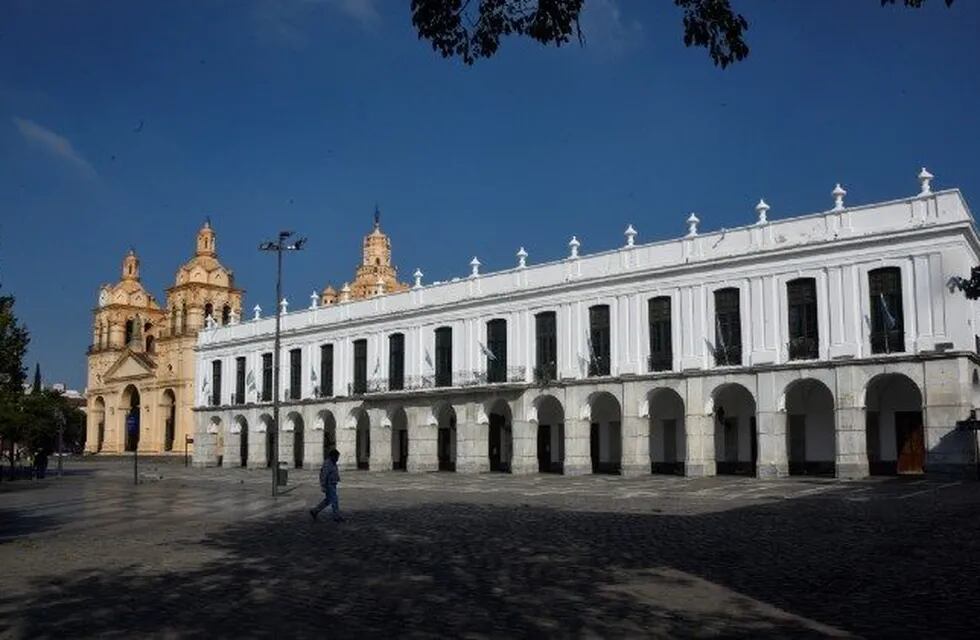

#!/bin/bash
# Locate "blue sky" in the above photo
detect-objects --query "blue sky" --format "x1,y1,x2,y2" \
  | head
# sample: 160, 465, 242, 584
1, 0, 978, 390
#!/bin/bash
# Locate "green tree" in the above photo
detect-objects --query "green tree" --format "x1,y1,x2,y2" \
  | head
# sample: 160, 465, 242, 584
411, 0, 954, 67
0, 289, 30, 474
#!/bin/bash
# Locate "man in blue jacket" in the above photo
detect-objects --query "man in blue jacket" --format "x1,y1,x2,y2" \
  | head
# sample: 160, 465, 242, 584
310, 449, 343, 522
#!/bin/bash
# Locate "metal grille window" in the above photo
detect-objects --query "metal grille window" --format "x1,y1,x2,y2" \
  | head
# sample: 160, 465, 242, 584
869, 267, 905, 354
235, 357, 246, 404
787, 278, 819, 360
261, 353, 272, 401
211, 360, 222, 406
353, 339, 367, 394
289, 348, 301, 399
435, 327, 452, 387
389, 333, 405, 391
486, 319, 507, 383
648, 296, 672, 371
535, 312, 557, 383
320, 344, 334, 397
714, 288, 742, 366
588, 305, 611, 377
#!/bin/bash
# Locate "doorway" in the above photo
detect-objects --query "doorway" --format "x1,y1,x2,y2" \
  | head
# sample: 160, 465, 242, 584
895, 411, 925, 474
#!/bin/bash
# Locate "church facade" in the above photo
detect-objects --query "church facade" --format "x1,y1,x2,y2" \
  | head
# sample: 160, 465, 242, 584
192, 170, 980, 479
85, 223, 242, 455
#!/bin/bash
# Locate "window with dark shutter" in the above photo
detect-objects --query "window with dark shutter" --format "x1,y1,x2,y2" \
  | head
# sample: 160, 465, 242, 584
289, 349, 301, 399
211, 360, 222, 406
320, 344, 334, 397
588, 305, 611, 377
648, 297, 672, 371
389, 333, 404, 390
787, 278, 819, 360
353, 340, 367, 394
261, 353, 272, 401
235, 357, 246, 404
714, 288, 742, 366
869, 267, 905, 354
486, 319, 507, 383
435, 327, 452, 387
535, 312, 557, 383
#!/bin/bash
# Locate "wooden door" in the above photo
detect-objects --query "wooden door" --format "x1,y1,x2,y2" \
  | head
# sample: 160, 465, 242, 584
489, 418, 502, 471
663, 419, 677, 464
240, 429, 248, 468
895, 411, 925, 474
438, 427, 452, 471
789, 414, 806, 474
537, 425, 551, 472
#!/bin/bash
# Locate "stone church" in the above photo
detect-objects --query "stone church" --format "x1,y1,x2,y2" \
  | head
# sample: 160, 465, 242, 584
85, 222, 242, 455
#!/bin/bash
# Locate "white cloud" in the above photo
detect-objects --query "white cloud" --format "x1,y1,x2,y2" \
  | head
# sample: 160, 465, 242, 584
12, 117, 96, 178
253, 0, 379, 48
580, 0, 643, 58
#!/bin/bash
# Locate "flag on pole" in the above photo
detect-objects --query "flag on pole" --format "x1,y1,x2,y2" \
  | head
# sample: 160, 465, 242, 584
716, 316, 728, 363
424, 348, 434, 369
478, 341, 497, 362
246, 369, 256, 392
373, 357, 380, 376
586, 333, 596, 366
878, 293, 897, 330
311, 366, 318, 383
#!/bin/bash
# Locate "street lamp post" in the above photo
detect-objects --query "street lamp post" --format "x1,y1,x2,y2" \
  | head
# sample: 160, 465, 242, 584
260, 231, 306, 497
56, 409, 64, 478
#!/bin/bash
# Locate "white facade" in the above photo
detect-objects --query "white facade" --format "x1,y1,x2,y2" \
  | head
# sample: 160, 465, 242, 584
193, 172, 980, 479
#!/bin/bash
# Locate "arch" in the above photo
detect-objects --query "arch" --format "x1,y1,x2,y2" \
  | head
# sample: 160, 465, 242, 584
783, 379, 836, 477
317, 410, 338, 460
865, 373, 924, 475
259, 413, 275, 468
486, 398, 513, 472
145, 334, 155, 353
204, 302, 214, 321
587, 391, 622, 474
221, 304, 231, 326
124, 319, 135, 346
287, 412, 304, 469
712, 383, 757, 476
390, 407, 409, 471
162, 389, 176, 451
350, 408, 371, 470
235, 415, 249, 468
533, 394, 565, 473
434, 401, 457, 472
92, 396, 106, 453
121, 385, 141, 452
648, 387, 685, 475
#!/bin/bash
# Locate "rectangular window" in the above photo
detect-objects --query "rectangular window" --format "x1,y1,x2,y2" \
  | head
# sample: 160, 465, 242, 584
435, 327, 452, 387
648, 297, 672, 372
869, 267, 905, 354
787, 278, 819, 360
389, 333, 405, 391
235, 357, 246, 404
588, 305, 611, 377
320, 344, 334, 397
714, 288, 742, 366
535, 311, 557, 382
261, 352, 272, 402
211, 360, 222, 406
353, 339, 367, 394
289, 348, 301, 400
486, 319, 507, 383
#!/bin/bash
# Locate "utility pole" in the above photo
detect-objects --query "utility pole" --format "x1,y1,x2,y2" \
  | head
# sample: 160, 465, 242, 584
260, 231, 306, 497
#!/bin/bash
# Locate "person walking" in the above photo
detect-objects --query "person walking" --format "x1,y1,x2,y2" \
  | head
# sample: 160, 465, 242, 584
310, 449, 343, 522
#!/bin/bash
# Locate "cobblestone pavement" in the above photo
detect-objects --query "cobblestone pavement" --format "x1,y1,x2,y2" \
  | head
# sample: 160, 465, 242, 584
1, 458, 979, 639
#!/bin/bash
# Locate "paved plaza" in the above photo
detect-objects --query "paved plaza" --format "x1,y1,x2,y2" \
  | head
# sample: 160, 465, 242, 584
2, 459, 979, 638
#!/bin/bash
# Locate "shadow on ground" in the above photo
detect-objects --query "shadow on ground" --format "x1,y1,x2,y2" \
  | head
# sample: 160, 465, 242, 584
2, 477, 979, 638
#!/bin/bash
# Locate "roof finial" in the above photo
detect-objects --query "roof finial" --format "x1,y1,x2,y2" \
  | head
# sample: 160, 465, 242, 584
204, 215, 211, 229
374, 203, 380, 228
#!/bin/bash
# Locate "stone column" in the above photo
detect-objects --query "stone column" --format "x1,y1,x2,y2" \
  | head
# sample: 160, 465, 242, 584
247, 423, 265, 469
336, 422, 358, 471
192, 413, 213, 468
684, 414, 716, 477
563, 418, 591, 475
834, 368, 868, 479
457, 409, 490, 474
756, 410, 788, 479
305, 426, 325, 469
510, 419, 537, 474
620, 415, 649, 477
224, 431, 240, 467
923, 358, 975, 477
407, 408, 438, 472
278, 427, 294, 469
368, 409, 392, 472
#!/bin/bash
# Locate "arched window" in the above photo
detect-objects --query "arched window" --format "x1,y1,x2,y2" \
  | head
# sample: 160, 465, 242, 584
204, 303, 214, 322
221, 304, 231, 325
125, 319, 134, 345
181, 303, 187, 334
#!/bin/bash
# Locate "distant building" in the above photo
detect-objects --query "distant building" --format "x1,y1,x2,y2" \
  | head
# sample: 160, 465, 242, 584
85, 222, 242, 454
193, 170, 980, 478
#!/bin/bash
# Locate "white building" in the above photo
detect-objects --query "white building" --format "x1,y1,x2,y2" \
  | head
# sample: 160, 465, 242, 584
193, 169, 980, 479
